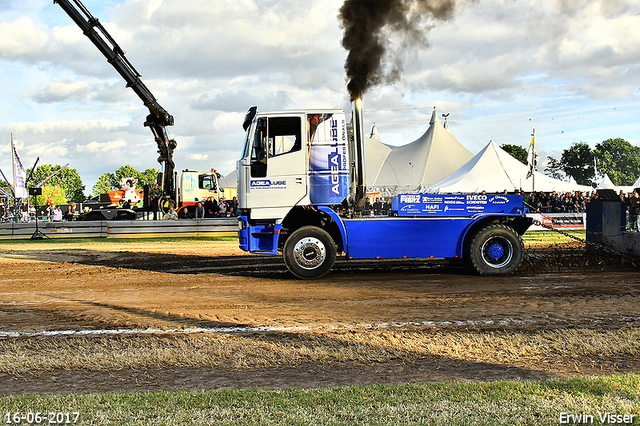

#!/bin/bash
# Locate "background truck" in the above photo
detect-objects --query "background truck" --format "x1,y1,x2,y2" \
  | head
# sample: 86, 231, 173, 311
237, 100, 532, 279
54, 0, 224, 220
84, 170, 222, 219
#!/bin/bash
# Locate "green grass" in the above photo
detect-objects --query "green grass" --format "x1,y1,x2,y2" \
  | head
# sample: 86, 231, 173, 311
0, 236, 238, 245
522, 230, 586, 246
1, 375, 638, 425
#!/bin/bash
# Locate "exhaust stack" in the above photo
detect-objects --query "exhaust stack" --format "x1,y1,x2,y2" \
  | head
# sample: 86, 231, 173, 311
349, 98, 367, 211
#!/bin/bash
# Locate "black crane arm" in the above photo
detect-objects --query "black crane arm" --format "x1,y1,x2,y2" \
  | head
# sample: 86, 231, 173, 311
53, 0, 176, 197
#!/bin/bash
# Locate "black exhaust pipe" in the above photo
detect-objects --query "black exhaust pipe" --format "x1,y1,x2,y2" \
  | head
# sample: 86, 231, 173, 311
349, 98, 367, 211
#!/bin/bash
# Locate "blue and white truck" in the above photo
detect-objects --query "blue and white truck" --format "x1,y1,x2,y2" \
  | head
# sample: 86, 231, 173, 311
237, 100, 532, 279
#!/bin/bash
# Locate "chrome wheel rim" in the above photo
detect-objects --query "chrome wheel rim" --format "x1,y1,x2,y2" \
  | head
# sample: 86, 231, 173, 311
293, 237, 326, 270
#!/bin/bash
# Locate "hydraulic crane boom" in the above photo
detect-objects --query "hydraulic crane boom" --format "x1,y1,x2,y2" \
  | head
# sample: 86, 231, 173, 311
53, 0, 176, 198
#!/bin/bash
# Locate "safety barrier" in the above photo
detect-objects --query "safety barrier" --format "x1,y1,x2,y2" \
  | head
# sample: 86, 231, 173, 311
0, 218, 238, 240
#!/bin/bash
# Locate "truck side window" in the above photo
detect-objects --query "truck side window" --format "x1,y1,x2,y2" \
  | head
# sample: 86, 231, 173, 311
268, 117, 301, 157
199, 175, 217, 191
251, 118, 268, 177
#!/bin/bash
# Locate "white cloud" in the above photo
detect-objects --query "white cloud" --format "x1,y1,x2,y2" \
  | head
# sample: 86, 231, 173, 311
77, 139, 128, 153
0, 0, 639, 194
0, 16, 47, 58
29, 77, 92, 103
187, 153, 208, 161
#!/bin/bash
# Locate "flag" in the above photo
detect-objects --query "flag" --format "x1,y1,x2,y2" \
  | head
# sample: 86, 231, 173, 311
526, 131, 535, 179
11, 138, 28, 199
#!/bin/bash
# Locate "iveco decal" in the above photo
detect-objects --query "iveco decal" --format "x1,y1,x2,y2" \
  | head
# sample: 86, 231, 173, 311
466, 194, 488, 205
250, 179, 287, 189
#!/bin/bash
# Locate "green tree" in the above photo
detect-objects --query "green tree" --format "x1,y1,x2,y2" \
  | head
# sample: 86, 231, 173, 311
544, 156, 565, 180
35, 185, 67, 206
92, 173, 119, 195
113, 165, 159, 189
501, 144, 528, 165
27, 164, 85, 203
91, 165, 160, 196
593, 138, 640, 186
559, 142, 595, 186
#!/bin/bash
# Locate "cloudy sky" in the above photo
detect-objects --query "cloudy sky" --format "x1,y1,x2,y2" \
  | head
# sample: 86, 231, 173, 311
0, 0, 639, 195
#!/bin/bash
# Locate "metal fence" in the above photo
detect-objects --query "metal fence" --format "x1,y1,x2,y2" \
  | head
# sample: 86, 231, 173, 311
0, 218, 238, 240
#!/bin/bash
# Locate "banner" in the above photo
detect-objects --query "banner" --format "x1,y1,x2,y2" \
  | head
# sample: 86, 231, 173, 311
526, 130, 535, 179
11, 138, 28, 199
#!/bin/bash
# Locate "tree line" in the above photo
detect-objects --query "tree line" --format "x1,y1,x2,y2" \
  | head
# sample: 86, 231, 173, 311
0, 165, 159, 206
501, 137, 640, 187
3, 138, 638, 206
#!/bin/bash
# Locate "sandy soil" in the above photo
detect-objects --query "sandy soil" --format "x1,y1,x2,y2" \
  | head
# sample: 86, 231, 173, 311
0, 239, 638, 395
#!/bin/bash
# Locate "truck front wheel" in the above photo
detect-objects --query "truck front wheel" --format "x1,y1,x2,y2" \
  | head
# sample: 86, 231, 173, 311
283, 226, 336, 279
467, 224, 524, 275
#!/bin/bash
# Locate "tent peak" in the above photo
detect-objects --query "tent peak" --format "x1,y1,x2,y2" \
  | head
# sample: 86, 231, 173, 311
370, 123, 379, 138
429, 107, 440, 125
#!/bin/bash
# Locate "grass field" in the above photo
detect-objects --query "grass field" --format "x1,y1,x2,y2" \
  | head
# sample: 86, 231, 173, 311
1, 375, 638, 425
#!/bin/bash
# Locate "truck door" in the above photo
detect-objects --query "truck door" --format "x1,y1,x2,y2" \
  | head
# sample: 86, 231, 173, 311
243, 115, 306, 210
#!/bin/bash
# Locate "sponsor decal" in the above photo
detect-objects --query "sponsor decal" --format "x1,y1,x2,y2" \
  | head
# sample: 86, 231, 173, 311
421, 196, 443, 204
250, 179, 287, 189
466, 194, 488, 205
328, 124, 346, 195
400, 204, 421, 214
488, 195, 510, 204
400, 194, 421, 203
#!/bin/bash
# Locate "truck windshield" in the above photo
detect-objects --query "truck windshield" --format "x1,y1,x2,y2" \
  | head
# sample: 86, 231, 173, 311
242, 124, 253, 159
199, 175, 217, 191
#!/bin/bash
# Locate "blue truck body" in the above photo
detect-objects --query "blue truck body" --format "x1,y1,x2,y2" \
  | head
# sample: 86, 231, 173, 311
239, 194, 527, 260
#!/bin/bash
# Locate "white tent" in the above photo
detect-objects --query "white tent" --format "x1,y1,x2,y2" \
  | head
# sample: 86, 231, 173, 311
423, 140, 593, 193
365, 108, 474, 195
596, 174, 635, 194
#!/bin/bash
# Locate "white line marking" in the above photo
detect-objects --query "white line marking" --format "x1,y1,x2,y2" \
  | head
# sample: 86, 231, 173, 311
2, 316, 637, 338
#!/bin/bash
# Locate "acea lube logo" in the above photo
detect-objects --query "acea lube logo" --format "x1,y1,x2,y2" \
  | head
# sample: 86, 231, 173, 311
328, 118, 347, 195
250, 179, 287, 190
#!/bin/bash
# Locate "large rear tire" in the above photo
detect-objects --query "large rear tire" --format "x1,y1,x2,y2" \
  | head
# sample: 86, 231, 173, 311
467, 224, 524, 275
283, 226, 336, 279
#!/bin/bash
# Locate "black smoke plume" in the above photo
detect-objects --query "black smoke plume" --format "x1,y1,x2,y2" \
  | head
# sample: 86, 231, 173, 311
339, 0, 455, 100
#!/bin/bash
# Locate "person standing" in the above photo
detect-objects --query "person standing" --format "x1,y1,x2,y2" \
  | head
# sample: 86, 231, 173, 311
195, 201, 205, 219
52, 205, 63, 222
218, 198, 228, 217
163, 207, 178, 220
628, 190, 640, 231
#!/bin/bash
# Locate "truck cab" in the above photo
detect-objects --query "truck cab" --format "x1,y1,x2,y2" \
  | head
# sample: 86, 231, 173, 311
177, 170, 223, 216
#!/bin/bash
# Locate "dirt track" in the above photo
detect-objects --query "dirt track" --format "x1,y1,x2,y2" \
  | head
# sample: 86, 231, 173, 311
0, 239, 639, 394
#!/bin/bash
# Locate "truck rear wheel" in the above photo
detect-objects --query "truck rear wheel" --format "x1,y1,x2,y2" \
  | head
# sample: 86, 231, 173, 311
467, 224, 524, 275
283, 226, 336, 279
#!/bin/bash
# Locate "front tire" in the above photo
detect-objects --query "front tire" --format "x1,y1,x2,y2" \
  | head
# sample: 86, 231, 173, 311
283, 226, 336, 279
467, 224, 524, 275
